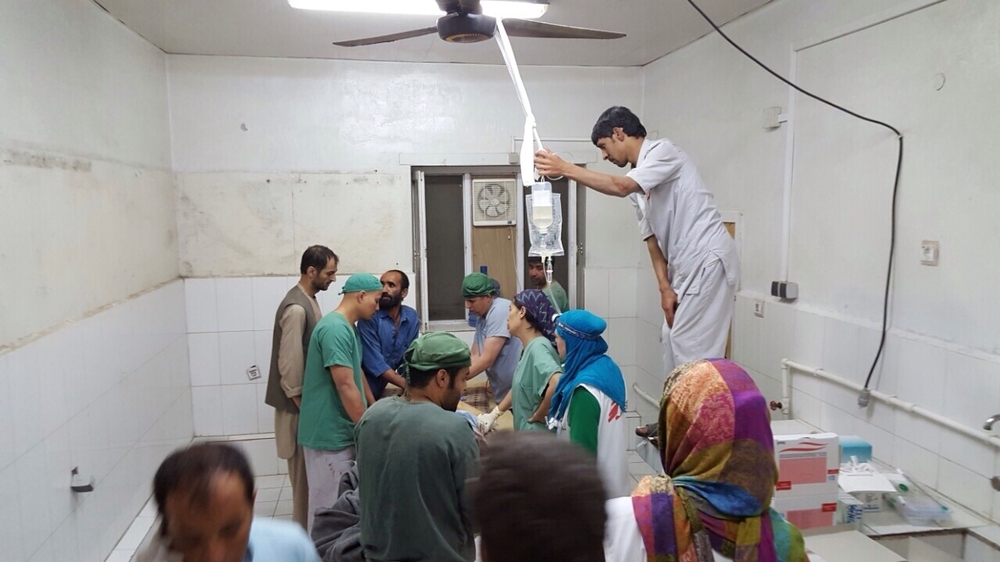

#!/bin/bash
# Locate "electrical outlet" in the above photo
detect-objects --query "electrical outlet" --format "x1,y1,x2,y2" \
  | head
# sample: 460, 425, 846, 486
921, 240, 939, 266
753, 299, 765, 318
246, 365, 261, 381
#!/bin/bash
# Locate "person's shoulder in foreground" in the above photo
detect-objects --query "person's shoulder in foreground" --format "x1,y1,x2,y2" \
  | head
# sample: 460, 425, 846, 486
247, 517, 320, 562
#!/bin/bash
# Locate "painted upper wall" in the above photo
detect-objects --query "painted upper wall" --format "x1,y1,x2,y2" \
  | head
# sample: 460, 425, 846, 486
641, 0, 1000, 354
167, 56, 645, 275
0, 0, 176, 347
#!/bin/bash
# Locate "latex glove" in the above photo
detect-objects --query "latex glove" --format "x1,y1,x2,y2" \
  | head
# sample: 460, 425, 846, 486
478, 407, 502, 434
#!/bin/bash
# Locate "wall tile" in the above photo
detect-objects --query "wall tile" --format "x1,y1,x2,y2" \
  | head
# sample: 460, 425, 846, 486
895, 338, 946, 413
584, 268, 610, 318
215, 278, 255, 332
0, 463, 25, 562
938, 458, 993, 517
791, 388, 822, 429
894, 410, 942, 453
254, 330, 273, 377
822, 317, 860, 383
221, 385, 260, 436
192, 386, 224, 436
891, 437, 939, 488
185, 278, 218, 333
608, 268, 638, 318
938, 432, 994, 478
9, 346, 45, 458
48, 517, 78, 562
819, 402, 857, 437
253, 277, 292, 331
758, 301, 796, 380
16, 445, 51, 557
187, 333, 221, 387
0, 356, 15, 472
257, 385, 275, 434
733, 296, 761, 374
944, 351, 1000, 433
219, 332, 257, 386
853, 419, 894, 463
608, 318, 637, 368
635, 319, 664, 381
792, 310, 825, 370
636, 273, 663, 326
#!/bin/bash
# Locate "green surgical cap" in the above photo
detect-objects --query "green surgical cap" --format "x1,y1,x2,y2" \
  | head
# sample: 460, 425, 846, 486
403, 332, 472, 374
462, 273, 496, 298
339, 273, 382, 294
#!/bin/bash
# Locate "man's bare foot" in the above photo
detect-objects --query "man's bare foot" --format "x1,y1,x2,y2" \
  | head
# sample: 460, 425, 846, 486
636, 423, 659, 447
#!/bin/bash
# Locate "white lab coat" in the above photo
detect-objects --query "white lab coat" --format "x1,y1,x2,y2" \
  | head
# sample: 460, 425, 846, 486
627, 138, 739, 368
604, 496, 731, 562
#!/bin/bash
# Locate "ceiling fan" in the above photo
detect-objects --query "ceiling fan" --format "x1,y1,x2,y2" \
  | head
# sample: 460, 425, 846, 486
332, 0, 625, 47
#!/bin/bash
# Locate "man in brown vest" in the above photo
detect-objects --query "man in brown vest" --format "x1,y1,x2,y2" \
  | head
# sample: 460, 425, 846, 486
265, 245, 339, 528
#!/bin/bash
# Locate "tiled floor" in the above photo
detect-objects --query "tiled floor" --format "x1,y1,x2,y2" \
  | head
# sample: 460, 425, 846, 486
252, 474, 295, 521
627, 448, 659, 485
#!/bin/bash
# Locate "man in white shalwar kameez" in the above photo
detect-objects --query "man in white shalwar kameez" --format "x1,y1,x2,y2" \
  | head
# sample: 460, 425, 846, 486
536, 106, 739, 372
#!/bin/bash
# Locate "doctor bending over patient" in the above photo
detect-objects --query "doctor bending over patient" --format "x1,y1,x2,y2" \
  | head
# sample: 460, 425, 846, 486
535, 106, 740, 371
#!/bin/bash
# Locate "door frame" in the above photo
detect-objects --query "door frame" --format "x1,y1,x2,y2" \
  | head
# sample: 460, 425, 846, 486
412, 166, 582, 327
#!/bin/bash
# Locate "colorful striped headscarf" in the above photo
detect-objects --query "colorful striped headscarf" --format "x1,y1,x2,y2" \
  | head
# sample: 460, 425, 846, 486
631, 359, 809, 562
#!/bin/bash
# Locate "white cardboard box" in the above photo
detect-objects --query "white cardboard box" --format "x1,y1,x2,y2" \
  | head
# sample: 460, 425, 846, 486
773, 432, 840, 498
773, 494, 838, 530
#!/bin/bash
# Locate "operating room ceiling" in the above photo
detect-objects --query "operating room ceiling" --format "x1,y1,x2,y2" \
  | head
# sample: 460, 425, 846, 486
93, 0, 772, 67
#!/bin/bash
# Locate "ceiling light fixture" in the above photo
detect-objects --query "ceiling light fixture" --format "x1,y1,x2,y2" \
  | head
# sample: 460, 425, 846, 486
288, 0, 549, 20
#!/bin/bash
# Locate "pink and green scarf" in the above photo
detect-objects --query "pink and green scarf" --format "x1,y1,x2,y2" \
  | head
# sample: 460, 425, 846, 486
631, 359, 809, 562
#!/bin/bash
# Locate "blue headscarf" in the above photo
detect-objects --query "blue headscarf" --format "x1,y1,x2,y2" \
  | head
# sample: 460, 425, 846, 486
548, 309, 627, 422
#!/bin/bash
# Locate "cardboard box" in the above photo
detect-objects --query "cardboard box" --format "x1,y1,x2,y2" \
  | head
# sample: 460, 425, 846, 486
773, 432, 840, 498
773, 494, 838, 530
837, 491, 865, 528
849, 491, 884, 513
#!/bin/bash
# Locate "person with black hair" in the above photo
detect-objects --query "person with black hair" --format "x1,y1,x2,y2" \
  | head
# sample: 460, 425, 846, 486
535, 106, 740, 377
355, 332, 479, 562
358, 269, 420, 399
137, 443, 319, 562
473, 432, 607, 562
477, 289, 561, 433
527, 255, 569, 312
264, 244, 338, 528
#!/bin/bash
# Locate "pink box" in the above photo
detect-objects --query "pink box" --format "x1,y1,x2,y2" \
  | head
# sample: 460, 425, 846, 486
773, 432, 840, 498
772, 494, 838, 530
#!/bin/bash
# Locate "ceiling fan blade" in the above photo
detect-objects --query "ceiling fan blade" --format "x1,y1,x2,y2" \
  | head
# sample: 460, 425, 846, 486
501, 18, 626, 40
333, 26, 438, 47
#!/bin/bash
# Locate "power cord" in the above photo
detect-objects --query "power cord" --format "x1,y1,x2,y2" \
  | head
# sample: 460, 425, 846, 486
684, 0, 904, 402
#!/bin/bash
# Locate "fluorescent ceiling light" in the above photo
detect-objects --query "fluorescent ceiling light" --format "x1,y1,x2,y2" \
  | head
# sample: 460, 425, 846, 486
289, 0, 549, 20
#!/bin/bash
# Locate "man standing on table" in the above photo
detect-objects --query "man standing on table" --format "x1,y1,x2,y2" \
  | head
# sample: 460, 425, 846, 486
462, 273, 522, 407
358, 270, 420, 399
535, 106, 739, 370
298, 273, 380, 534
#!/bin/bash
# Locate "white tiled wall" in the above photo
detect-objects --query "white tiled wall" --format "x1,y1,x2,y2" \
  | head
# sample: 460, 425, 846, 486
0, 280, 193, 562
185, 274, 417, 438
730, 292, 1000, 523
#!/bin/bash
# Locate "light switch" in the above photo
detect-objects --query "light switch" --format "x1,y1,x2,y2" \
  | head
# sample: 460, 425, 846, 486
921, 240, 939, 266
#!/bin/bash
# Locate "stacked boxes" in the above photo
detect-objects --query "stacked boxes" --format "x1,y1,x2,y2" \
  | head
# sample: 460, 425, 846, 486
771, 431, 841, 530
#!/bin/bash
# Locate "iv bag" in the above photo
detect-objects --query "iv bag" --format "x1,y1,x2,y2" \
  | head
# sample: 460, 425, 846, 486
526, 185, 564, 258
